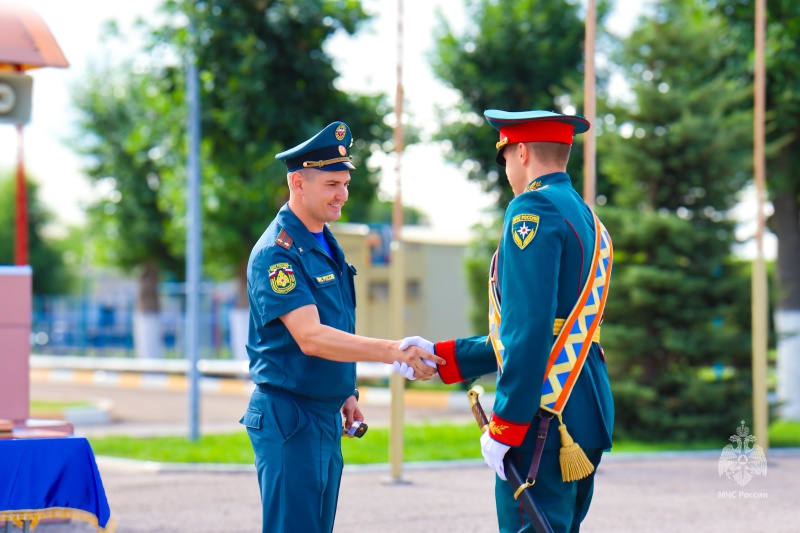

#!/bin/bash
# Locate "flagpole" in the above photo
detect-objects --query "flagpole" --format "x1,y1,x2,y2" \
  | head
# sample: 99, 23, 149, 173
387, 0, 408, 484
752, 0, 769, 452
583, 0, 597, 207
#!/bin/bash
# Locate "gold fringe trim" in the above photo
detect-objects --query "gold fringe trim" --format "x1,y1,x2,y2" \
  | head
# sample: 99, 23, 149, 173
0, 507, 117, 533
557, 417, 595, 482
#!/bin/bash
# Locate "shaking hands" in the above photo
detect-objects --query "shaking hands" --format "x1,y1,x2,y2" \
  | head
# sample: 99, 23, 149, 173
392, 336, 440, 381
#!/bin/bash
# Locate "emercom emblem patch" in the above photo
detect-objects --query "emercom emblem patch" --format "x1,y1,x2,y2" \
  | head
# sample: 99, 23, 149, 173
511, 214, 539, 250
269, 263, 296, 294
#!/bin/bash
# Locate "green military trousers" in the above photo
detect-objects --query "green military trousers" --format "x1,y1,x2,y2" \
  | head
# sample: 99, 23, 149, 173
242, 387, 344, 533
495, 448, 604, 533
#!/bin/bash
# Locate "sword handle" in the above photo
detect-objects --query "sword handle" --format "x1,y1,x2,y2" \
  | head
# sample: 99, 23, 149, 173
467, 388, 490, 432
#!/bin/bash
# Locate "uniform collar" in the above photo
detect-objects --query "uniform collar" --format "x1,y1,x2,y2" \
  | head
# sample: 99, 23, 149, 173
276, 204, 341, 259
523, 171, 571, 192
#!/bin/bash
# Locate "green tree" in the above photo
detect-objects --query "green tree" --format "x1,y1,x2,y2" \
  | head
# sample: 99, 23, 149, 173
430, 0, 609, 334
151, 0, 394, 307
72, 63, 185, 316
715, 0, 800, 419
431, 0, 610, 206
0, 174, 73, 295
597, 0, 754, 440
715, 0, 800, 315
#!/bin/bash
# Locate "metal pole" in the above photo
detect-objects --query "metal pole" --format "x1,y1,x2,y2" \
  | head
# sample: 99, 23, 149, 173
752, 0, 769, 452
185, 19, 202, 443
583, 0, 597, 207
387, 0, 407, 484
14, 64, 28, 266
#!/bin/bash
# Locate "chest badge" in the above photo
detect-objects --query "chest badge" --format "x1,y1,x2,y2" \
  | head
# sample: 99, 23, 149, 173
269, 263, 296, 294
511, 213, 539, 250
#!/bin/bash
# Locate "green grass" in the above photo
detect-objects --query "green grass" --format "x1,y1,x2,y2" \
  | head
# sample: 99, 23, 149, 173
87, 423, 483, 465
608, 440, 720, 453
30, 399, 91, 415
86, 420, 800, 465
769, 419, 800, 447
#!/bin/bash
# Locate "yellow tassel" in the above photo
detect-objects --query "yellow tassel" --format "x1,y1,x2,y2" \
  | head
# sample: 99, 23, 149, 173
557, 417, 595, 482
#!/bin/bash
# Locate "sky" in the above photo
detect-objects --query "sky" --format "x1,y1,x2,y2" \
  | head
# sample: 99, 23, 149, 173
4, 0, 772, 257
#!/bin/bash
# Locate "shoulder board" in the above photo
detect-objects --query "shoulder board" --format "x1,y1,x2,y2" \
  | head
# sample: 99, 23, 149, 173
275, 228, 293, 250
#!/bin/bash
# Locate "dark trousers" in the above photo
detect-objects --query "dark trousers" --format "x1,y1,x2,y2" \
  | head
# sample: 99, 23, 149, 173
241, 388, 344, 533
495, 448, 604, 533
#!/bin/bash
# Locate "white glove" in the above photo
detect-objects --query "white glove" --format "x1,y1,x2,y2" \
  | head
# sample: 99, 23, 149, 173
392, 361, 416, 380
398, 336, 437, 368
480, 430, 510, 481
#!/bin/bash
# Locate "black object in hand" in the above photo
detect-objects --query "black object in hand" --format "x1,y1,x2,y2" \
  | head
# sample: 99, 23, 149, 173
344, 420, 368, 438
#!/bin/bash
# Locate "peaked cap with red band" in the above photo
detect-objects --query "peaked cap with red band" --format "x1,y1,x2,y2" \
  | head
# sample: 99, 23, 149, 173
484, 109, 590, 166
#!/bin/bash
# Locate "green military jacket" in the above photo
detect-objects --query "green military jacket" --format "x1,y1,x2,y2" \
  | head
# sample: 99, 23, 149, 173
435, 172, 614, 452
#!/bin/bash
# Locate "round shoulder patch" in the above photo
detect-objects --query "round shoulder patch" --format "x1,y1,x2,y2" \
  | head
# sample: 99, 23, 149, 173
510, 213, 539, 250
269, 263, 296, 294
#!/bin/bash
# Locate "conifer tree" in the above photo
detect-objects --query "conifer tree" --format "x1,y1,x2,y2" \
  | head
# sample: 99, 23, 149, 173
597, 0, 754, 440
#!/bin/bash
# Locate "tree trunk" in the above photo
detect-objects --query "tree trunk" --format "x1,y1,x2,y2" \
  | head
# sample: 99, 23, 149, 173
772, 190, 800, 311
228, 261, 250, 360
772, 187, 800, 420
134, 261, 162, 359
236, 262, 248, 309
138, 261, 161, 313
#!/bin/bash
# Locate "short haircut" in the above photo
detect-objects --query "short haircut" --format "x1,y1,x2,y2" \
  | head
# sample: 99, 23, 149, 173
527, 142, 572, 168
287, 168, 319, 190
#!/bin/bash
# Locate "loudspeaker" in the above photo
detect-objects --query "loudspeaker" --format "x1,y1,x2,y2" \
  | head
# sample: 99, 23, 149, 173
0, 72, 33, 125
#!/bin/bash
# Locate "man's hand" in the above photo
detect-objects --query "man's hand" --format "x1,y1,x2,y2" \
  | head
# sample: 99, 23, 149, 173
391, 342, 443, 381
392, 336, 440, 380
399, 336, 434, 355
480, 431, 510, 480
341, 394, 364, 438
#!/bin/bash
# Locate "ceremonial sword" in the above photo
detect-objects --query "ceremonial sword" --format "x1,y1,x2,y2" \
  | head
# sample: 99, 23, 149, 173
468, 388, 554, 533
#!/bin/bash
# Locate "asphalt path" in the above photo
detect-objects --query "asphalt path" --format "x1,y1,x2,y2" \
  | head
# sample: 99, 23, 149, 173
16, 453, 799, 533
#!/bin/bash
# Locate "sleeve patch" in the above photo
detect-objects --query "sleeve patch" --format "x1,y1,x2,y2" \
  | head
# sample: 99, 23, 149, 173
268, 263, 296, 294
510, 213, 539, 250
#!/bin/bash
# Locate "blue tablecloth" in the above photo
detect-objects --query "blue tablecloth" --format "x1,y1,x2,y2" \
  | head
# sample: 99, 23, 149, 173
0, 436, 114, 531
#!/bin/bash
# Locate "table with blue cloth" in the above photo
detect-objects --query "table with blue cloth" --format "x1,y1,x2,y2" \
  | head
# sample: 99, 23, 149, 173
0, 434, 115, 532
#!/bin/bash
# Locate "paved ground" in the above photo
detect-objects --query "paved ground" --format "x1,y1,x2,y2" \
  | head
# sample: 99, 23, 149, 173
19, 381, 800, 532
18, 452, 799, 533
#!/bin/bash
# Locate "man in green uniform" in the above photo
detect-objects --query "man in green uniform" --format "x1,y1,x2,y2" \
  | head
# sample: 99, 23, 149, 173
242, 121, 443, 533
398, 110, 614, 533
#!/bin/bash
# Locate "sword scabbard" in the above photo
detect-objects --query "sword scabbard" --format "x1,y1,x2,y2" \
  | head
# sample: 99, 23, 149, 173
467, 389, 490, 431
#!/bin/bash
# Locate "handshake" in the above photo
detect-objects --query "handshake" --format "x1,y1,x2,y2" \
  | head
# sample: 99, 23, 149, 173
391, 336, 440, 381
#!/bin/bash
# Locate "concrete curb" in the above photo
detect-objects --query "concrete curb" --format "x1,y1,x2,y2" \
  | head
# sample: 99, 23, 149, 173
30, 400, 113, 425
31, 363, 493, 410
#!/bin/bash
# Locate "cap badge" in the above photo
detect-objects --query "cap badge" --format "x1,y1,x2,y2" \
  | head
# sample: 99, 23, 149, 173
338, 145, 347, 156
335, 124, 347, 140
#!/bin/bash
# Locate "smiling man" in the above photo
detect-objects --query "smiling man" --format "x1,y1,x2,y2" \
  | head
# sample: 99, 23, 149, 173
241, 121, 441, 533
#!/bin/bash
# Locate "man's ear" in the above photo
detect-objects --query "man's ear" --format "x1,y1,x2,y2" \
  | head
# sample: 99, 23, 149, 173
289, 171, 303, 192
517, 143, 530, 165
